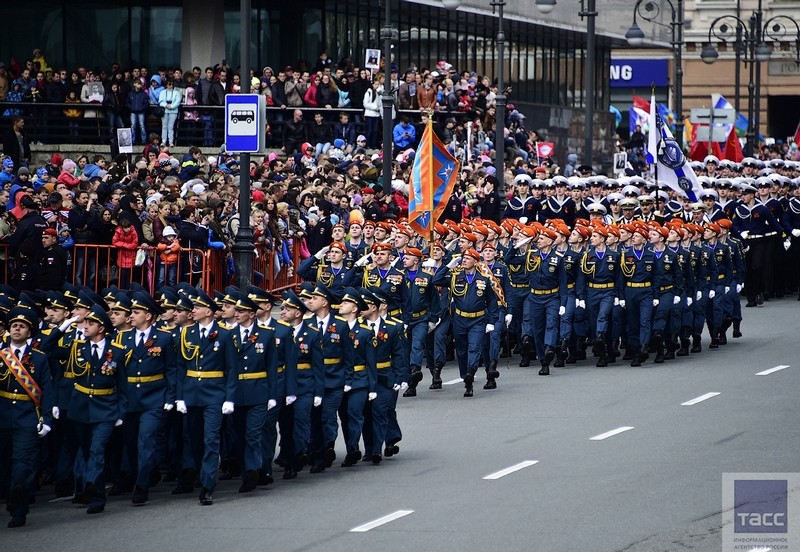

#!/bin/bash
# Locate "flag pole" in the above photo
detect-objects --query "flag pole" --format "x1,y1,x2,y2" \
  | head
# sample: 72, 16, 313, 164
651, 83, 661, 216
425, 112, 435, 250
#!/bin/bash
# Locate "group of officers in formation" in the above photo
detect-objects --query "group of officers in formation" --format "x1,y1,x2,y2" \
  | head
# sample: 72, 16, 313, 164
2, 153, 800, 529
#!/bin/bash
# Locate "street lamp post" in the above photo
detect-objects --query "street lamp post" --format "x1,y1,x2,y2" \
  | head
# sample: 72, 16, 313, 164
625, 0, 684, 147
381, 0, 394, 194
535, 0, 597, 170
700, 2, 800, 156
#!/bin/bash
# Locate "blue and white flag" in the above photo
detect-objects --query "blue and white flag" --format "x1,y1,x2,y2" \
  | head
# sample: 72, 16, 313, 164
646, 94, 703, 202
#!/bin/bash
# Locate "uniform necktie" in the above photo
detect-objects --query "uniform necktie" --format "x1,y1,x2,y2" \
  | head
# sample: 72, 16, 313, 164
243, 329, 249, 341
14, 348, 21, 359
318, 318, 325, 335
201, 328, 207, 340
92, 343, 99, 360
137, 332, 145, 347
370, 321, 377, 335
77, 330, 83, 340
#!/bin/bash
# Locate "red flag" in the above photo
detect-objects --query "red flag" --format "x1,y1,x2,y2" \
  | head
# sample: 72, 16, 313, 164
794, 120, 800, 147
724, 127, 744, 163
408, 121, 460, 237
688, 125, 723, 162
632, 95, 651, 112
536, 142, 555, 158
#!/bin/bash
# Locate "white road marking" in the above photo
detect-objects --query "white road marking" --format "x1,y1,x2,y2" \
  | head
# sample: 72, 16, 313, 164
756, 365, 790, 376
443, 378, 463, 385
681, 392, 721, 406
49, 496, 75, 503
483, 460, 539, 480
590, 426, 635, 441
350, 510, 414, 532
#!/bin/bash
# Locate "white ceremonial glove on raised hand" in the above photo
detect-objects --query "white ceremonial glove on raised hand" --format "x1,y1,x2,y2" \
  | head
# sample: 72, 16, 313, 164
519, 217, 528, 224
268, 399, 277, 410
740, 230, 749, 240
355, 253, 372, 267
285, 395, 297, 406
485, 324, 495, 333
445, 239, 459, 251
37, 424, 51, 437
653, 299, 660, 307
708, 289, 716, 299
368, 392, 377, 401
176, 400, 187, 414
343, 385, 352, 393
52, 406, 60, 420
618, 300, 626, 309
736, 283, 744, 294
696, 291, 702, 301
784, 239, 792, 251
115, 419, 123, 427
724, 286, 730, 294
58, 315, 81, 333
314, 245, 331, 260
686, 297, 693, 307
163, 403, 174, 412
505, 313, 513, 327
559, 306, 566, 316
673, 295, 681, 305
221, 401, 235, 415
793, 229, 800, 238
422, 259, 437, 268
313, 396, 322, 407
446, 256, 461, 269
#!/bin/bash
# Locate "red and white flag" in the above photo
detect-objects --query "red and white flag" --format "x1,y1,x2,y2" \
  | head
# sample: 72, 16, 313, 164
536, 142, 555, 158
794, 119, 800, 147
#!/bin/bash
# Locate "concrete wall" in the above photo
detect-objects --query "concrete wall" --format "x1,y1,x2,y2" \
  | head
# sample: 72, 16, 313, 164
181, 0, 226, 72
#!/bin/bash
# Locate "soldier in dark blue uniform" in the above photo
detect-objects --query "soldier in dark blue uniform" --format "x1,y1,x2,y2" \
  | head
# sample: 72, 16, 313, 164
358, 242, 407, 318
306, 283, 353, 473
225, 292, 277, 493
480, 243, 507, 385
174, 289, 231, 505
400, 247, 434, 396
67, 304, 126, 514
504, 226, 538, 366
718, 219, 746, 341
619, 224, 655, 366
280, 290, 323, 480
555, 226, 586, 366
337, 288, 377, 467
423, 242, 451, 389
1, 307, 55, 528
432, 248, 499, 397
648, 225, 684, 363
116, 292, 177, 505
298, 241, 359, 298
689, 222, 716, 353
703, 222, 734, 348
503, 174, 542, 222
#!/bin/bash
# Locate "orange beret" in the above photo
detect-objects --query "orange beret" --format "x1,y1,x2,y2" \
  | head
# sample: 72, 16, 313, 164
592, 226, 609, 238
329, 242, 348, 253
461, 232, 478, 244
652, 226, 669, 239
481, 242, 496, 251
573, 226, 591, 240
717, 218, 732, 229
434, 223, 449, 236
372, 242, 393, 252
463, 249, 481, 261
539, 228, 558, 240
472, 225, 489, 237
705, 222, 721, 234
404, 247, 424, 258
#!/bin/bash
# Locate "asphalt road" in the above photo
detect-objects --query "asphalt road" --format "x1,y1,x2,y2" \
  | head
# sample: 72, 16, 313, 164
5, 298, 800, 551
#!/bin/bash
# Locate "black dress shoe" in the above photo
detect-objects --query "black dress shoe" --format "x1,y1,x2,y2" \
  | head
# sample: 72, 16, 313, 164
543, 346, 555, 366
596, 357, 608, 368
371, 454, 382, 465
199, 489, 213, 505
282, 468, 297, 480
410, 370, 423, 385
309, 465, 325, 474
483, 379, 497, 389
384, 445, 399, 457
293, 454, 309, 471
258, 473, 274, 486
463, 372, 475, 386
7, 517, 26, 528
238, 470, 258, 493
86, 505, 105, 514
131, 486, 148, 505
402, 387, 417, 397
428, 380, 442, 390
463, 387, 474, 397
341, 451, 360, 467
538, 366, 550, 376
518, 356, 530, 367
8, 484, 24, 512
323, 448, 336, 467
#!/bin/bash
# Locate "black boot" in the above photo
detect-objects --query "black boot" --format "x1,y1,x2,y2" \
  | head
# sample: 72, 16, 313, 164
651, 333, 665, 363
664, 341, 676, 361
677, 333, 690, 356
500, 335, 511, 358
519, 354, 530, 367
463, 370, 475, 397
429, 362, 443, 390
483, 373, 497, 389
553, 342, 566, 368
487, 360, 500, 379
404, 366, 422, 397
592, 333, 606, 359
732, 319, 742, 338
690, 334, 702, 353
566, 345, 578, 364
630, 348, 642, 367
575, 337, 588, 360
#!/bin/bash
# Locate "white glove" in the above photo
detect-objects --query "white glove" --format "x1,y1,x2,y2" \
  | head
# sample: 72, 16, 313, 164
485, 324, 495, 333
559, 306, 566, 316
368, 392, 377, 401
446, 256, 461, 269
793, 229, 800, 238
708, 289, 716, 299
519, 217, 528, 224
736, 283, 743, 294
686, 297, 693, 307
176, 400, 187, 414
343, 385, 352, 393
38, 424, 51, 437
392, 384, 401, 391
505, 313, 513, 327
58, 315, 81, 333
314, 245, 331, 260
618, 300, 626, 309
445, 239, 458, 251
696, 291, 702, 301
613, 297, 620, 306
163, 403, 174, 411
653, 299, 660, 306
52, 406, 60, 420
724, 286, 730, 294
740, 230, 749, 240
422, 259, 437, 268
784, 239, 792, 251
427, 321, 437, 333
222, 401, 235, 415
355, 253, 372, 267
268, 399, 277, 410
399, 382, 409, 391
115, 419, 123, 427
515, 236, 533, 248
313, 396, 322, 407
673, 296, 681, 305
285, 395, 297, 406
577, 299, 586, 309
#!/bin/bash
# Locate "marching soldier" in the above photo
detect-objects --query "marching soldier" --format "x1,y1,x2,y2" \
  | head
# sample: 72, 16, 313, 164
504, 226, 536, 366
298, 242, 358, 298
116, 292, 177, 505
1, 307, 55, 528
174, 289, 231, 505
400, 247, 434, 396
423, 242, 451, 389
480, 243, 507, 385
619, 225, 655, 366
357, 242, 407, 318
647, 226, 684, 363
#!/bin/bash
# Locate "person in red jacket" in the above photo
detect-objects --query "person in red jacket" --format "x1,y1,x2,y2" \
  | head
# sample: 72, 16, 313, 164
112, 217, 140, 288
57, 158, 80, 188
